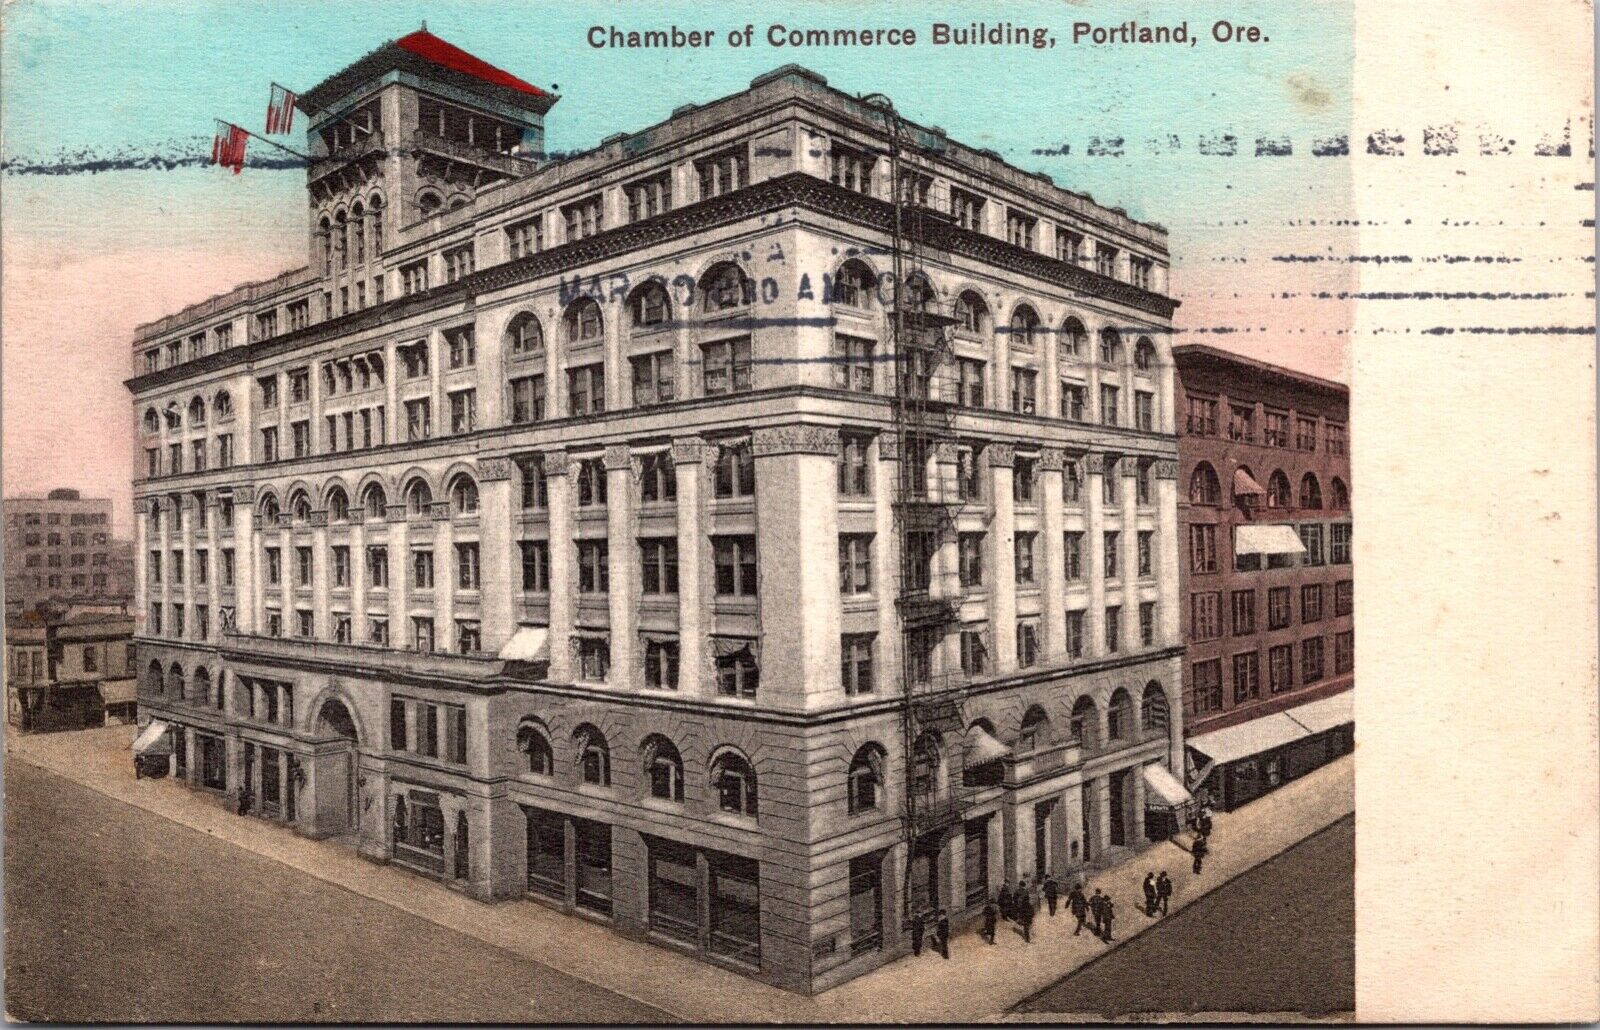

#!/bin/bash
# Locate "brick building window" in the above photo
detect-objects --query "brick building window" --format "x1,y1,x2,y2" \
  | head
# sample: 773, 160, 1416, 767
1192, 591, 1222, 640
1268, 586, 1292, 630
1231, 589, 1256, 635
1268, 643, 1294, 693
1189, 524, 1217, 573
1302, 584, 1324, 623
1232, 650, 1260, 702
1301, 637, 1325, 684
1193, 659, 1223, 713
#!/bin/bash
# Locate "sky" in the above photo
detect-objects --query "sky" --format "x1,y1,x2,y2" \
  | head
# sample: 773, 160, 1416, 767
1, 0, 1355, 536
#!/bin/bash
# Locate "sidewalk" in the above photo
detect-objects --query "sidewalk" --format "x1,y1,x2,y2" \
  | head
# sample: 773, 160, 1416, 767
6, 725, 1353, 1023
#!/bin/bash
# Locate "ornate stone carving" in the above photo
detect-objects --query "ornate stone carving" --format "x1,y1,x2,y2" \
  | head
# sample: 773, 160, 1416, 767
877, 433, 900, 462
984, 443, 1017, 468
479, 457, 515, 482
1038, 446, 1067, 472
670, 438, 705, 466
428, 501, 453, 521
751, 424, 840, 458
603, 444, 633, 472
385, 505, 408, 523
251, 515, 266, 530
543, 452, 572, 477
932, 440, 960, 465
1152, 459, 1179, 480
230, 486, 256, 505
1082, 452, 1107, 476
309, 511, 329, 528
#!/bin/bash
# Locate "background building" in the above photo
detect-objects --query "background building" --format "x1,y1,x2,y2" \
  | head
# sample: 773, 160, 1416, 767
129, 34, 1186, 992
6, 610, 138, 732
4, 489, 135, 616
1174, 344, 1353, 811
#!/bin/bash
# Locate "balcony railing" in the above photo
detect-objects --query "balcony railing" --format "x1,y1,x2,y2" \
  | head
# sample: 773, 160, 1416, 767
308, 133, 385, 181
410, 131, 536, 178
1000, 740, 1083, 787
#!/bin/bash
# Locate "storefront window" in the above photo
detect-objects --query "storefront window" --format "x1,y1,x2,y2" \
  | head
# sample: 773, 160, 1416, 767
525, 807, 566, 899
708, 852, 761, 967
574, 819, 612, 916
648, 838, 700, 943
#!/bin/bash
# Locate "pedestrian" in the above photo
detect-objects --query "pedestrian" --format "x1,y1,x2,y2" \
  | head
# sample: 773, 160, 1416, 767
935, 909, 950, 959
236, 785, 252, 816
1192, 833, 1208, 875
1068, 882, 1089, 936
1043, 874, 1059, 917
1198, 805, 1214, 838
1089, 887, 1106, 937
910, 911, 926, 956
1143, 872, 1157, 916
998, 880, 1015, 922
981, 899, 999, 945
1018, 876, 1031, 912
1102, 895, 1117, 942
1156, 870, 1173, 915
1017, 889, 1035, 943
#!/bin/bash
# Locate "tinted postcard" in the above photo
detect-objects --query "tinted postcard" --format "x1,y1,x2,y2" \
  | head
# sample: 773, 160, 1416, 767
2, 0, 1595, 1023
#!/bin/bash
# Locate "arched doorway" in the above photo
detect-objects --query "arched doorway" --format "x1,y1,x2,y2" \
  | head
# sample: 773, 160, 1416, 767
313, 698, 360, 837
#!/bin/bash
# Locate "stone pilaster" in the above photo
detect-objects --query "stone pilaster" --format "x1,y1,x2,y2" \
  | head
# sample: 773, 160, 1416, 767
1154, 459, 1180, 646
604, 444, 636, 688
1083, 452, 1107, 658
545, 452, 575, 681
986, 443, 1017, 670
1038, 447, 1067, 661
479, 457, 516, 653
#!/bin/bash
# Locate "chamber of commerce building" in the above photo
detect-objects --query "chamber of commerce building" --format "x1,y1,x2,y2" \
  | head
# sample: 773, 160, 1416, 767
129, 31, 1188, 992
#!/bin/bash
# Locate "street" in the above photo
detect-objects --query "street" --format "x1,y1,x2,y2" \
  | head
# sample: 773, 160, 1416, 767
3, 757, 670, 1023
1016, 814, 1354, 1018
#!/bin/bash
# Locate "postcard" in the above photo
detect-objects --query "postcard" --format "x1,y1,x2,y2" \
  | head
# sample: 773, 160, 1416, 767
3, 0, 1595, 1023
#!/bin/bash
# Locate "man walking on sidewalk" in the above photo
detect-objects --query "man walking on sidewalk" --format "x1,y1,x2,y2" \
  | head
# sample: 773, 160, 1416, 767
1192, 833, 1209, 875
911, 911, 926, 956
1068, 882, 1089, 935
981, 898, 998, 945
1017, 889, 1036, 943
1101, 894, 1117, 942
1043, 873, 1059, 917
998, 880, 1015, 922
1089, 887, 1106, 938
935, 909, 950, 960
1142, 872, 1157, 916
1156, 871, 1173, 915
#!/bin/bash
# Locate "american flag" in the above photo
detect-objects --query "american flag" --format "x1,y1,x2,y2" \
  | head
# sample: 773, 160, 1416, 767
266, 83, 297, 135
211, 121, 248, 174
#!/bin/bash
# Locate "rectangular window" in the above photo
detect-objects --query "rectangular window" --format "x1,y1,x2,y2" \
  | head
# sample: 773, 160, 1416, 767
1105, 606, 1121, 654
637, 452, 676, 504
366, 546, 388, 588
510, 374, 546, 424
640, 538, 678, 595
838, 435, 871, 497
1016, 621, 1040, 667
400, 260, 428, 295
411, 549, 434, 590
1189, 524, 1217, 573
1194, 659, 1224, 713
829, 143, 874, 194
576, 458, 608, 507
1013, 457, 1036, 504
1334, 580, 1353, 616
714, 442, 755, 499
956, 446, 982, 502
456, 619, 481, 655
519, 540, 550, 591
441, 245, 478, 285
578, 540, 610, 593
841, 634, 875, 695
1103, 531, 1120, 580
1099, 384, 1120, 426
713, 536, 758, 597
412, 617, 435, 653
1268, 586, 1292, 630
1329, 523, 1352, 565
1139, 602, 1156, 646
1064, 611, 1085, 658
959, 532, 984, 588
955, 358, 985, 407
507, 216, 544, 259
626, 171, 671, 221
1301, 636, 1325, 684
832, 336, 875, 393
702, 337, 752, 395
1010, 367, 1038, 414
696, 147, 748, 199
1056, 227, 1083, 263
1297, 417, 1318, 451
217, 434, 233, 468
293, 546, 312, 587
1335, 630, 1354, 674
950, 187, 985, 231
1302, 584, 1325, 623
456, 542, 480, 590
1186, 396, 1218, 436
1006, 209, 1037, 250
291, 420, 310, 457
265, 547, 281, 586
1269, 643, 1295, 693
1138, 531, 1153, 577
1192, 591, 1222, 640
960, 628, 989, 674
1095, 244, 1118, 278
715, 645, 759, 698
1229, 404, 1255, 442
567, 364, 605, 415
221, 548, 235, 587
399, 341, 429, 379
839, 535, 873, 594
1264, 410, 1290, 448
644, 637, 679, 690
405, 398, 432, 441
1135, 391, 1154, 431
1064, 531, 1083, 581
630, 351, 676, 406
1129, 255, 1154, 290
562, 194, 603, 241
448, 389, 477, 434
445, 325, 476, 369
296, 609, 314, 637
1011, 532, 1036, 587
1326, 422, 1347, 455
1232, 650, 1261, 702
369, 616, 388, 647
1063, 460, 1083, 504
520, 461, 549, 510
1232, 589, 1257, 635
1061, 382, 1086, 421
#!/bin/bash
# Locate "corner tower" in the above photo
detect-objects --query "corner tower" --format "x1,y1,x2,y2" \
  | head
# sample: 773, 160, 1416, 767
298, 30, 559, 294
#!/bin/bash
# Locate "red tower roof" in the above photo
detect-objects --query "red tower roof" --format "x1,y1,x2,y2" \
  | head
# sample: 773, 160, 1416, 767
394, 30, 548, 99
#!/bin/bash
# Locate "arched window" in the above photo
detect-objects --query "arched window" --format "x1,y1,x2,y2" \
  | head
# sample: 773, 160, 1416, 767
368, 193, 385, 255
517, 720, 553, 776
319, 216, 333, 273
955, 291, 988, 334
1267, 470, 1292, 509
699, 262, 754, 312
1070, 695, 1100, 750
259, 493, 281, 521
574, 724, 610, 785
505, 312, 544, 359
326, 486, 350, 523
213, 390, 233, 420
289, 491, 312, 522
192, 667, 211, 707
147, 660, 164, 694
449, 474, 479, 515
911, 731, 943, 802
900, 272, 935, 313
166, 663, 185, 699
629, 280, 671, 328
142, 408, 160, 435
334, 209, 348, 269
711, 749, 758, 817
1018, 705, 1052, 753
562, 298, 603, 343
1299, 473, 1323, 510
188, 397, 206, 427
1060, 317, 1087, 360
847, 743, 885, 814
832, 259, 876, 308
1141, 681, 1171, 733
1099, 328, 1123, 365
350, 201, 366, 264
1331, 477, 1350, 510
448, 195, 469, 211
418, 190, 443, 218
1189, 462, 1222, 506
405, 479, 433, 517
1135, 337, 1157, 372
1009, 305, 1041, 349
163, 403, 182, 431
1107, 688, 1134, 741
642, 734, 684, 802
361, 483, 387, 520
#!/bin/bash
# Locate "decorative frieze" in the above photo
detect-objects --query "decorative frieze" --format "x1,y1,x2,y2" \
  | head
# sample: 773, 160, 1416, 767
984, 443, 1017, 468
877, 433, 900, 462
1038, 447, 1067, 472
309, 511, 329, 528
603, 444, 633, 472
933, 440, 960, 465
670, 438, 705, 466
479, 457, 516, 482
1082, 453, 1107, 476
543, 452, 572, 477
1152, 459, 1179, 480
230, 486, 256, 505
751, 424, 840, 458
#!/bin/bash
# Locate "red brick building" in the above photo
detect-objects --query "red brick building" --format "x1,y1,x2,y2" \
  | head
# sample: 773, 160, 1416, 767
1174, 345, 1352, 810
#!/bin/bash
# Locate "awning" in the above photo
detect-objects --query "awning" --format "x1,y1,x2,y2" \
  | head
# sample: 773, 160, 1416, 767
1234, 524, 1306, 557
1186, 712, 1310, 766
97, 679, 139, 704
131, 719, 172, 755
1284, 690, 1354, 735
1233, 468, 1267, 497
1142, 762, 1195, 808
965, 724, 1011, 765
498, 625, 549, 662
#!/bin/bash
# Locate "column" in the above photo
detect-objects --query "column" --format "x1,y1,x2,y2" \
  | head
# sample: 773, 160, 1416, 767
932, 442, 963, 674
604, 304, 626, 412
383, 341, 401, 444
672, 439, 707, 697
205, 493, 221, 640
180, 495, 196, 640
1084, 453, 1107, 658
233, 486, 257, 634
309, 354, 324, 455
1157, 359, 1176, 435
545, 453, 575, 682
987, 444, 1017, 670
1130, 762, 1147, 843
386, 505, 410, 646
311, 511, 330, 639
752, 426, 842, 710
872, 434, 901, 694
477, 458, 516, 652
1120, 460, 1141, 648
278, 520, 294, 633
429, 329, 444, 441
435, 511, 456, 653
1154, 460, 1181, 645
1038, 448, 1067, 660
604, 444, 636, 687
156, 496, 173, 636
350, 515, 368, 642
134, 499, 149, 631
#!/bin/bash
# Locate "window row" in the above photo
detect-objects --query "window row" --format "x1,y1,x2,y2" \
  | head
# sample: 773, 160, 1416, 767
1190, 631, 1353, 714
1186, 396, 1346, 455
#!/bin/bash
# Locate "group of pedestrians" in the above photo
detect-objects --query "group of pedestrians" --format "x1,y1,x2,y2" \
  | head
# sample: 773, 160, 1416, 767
908, 908, 952, 959
1141, 871, 1174, 916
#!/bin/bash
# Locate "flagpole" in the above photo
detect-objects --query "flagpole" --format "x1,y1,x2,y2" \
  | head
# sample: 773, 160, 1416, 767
214, 121, 310, 161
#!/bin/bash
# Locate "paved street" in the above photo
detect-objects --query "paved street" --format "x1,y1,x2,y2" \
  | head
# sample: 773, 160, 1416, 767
1017, 814, 1355, 1018
4, 758, 670, 1024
